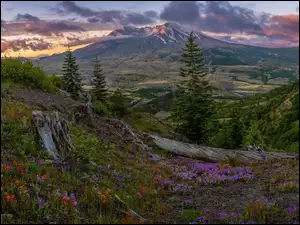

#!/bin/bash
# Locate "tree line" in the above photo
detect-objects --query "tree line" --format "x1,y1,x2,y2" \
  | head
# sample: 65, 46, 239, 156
62, 48, 107, 101
61, 32, 215, 143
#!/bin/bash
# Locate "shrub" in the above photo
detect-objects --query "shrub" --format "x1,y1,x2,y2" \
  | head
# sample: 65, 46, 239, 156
1, 58, 58, 93
93, 101, 112, 116
49, 75, 63, 88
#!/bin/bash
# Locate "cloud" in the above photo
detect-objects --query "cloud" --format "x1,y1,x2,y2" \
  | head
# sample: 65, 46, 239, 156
1, 19, 5, 24
16, 13, 40, 22
55, 1, 98, 17
199, 1, 264, 35
64, 36, 103, 47
52, 1, 157, 26
1, 38, 52, 52
1, 40, 9, 52
264, 14, 299, 41
125, 12, 155, 25
144, 10, 159, 18
159, 1, 298, 47
24, 21, 85, 36
159, 1, 264, 35
160, 1, 200, 24
87, 17, 100, 23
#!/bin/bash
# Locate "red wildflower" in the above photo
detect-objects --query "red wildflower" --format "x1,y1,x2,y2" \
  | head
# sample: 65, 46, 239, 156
100, 193, 107, 200
104, 188, 111, 195
5, 166, 11, 171
103, 199, 107, 204
15, 180, 20, 185
69, 200, 74, 207
23, 190, 28, 193
139, 187, 147, 194
61, 196, 68, 203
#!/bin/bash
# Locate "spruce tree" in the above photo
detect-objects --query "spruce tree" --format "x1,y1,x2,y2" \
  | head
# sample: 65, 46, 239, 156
92, 56, 107, 102
172, 32, 214, 143
62, 47, 82, 99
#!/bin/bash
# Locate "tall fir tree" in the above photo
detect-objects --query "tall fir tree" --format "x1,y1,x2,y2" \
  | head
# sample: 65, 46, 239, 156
92, 56, 107, 102
62, 47, 82, 99
172, 31, 214, 143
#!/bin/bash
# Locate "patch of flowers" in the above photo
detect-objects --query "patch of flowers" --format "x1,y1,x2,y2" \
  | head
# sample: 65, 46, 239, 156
168, 160, 255, 186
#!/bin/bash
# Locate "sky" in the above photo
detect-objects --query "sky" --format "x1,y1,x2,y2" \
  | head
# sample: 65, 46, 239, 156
1, 1, 299, 57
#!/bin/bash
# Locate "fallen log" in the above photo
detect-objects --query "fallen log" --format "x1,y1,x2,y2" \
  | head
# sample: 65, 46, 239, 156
150, 135, 298, 164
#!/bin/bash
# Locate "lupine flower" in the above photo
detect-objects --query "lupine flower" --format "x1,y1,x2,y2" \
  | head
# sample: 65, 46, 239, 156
288, 205, 299, 215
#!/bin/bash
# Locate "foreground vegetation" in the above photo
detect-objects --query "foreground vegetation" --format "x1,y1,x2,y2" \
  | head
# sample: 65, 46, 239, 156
1, 96, 299, 224
1, 32, 298, 224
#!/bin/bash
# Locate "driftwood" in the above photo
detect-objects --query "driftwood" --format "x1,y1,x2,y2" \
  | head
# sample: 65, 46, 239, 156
150, 135, 298, 164
32, 110, 74, 159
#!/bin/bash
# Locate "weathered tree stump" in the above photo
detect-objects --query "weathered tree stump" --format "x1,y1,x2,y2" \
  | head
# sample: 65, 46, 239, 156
32, 110, 74, 159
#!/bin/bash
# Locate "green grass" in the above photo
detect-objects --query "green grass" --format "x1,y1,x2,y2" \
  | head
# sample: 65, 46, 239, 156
124, 112, 172, 137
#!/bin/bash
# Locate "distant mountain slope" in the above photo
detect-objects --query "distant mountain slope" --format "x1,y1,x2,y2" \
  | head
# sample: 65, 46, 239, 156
34, 22, 299, 85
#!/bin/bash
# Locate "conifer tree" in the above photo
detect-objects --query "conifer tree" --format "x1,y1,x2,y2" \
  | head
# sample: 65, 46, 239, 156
62, 47, 82, 99
172, 32, 214, 143
91, 56, 107, 102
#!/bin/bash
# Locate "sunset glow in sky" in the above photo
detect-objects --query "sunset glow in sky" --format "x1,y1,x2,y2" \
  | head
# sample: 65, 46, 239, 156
1, 1, 299, 57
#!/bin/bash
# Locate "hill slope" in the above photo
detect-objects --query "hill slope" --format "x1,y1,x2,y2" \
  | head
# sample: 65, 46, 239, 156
210, 82, 299, 151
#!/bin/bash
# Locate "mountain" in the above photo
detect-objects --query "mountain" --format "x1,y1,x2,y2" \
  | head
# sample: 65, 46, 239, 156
34, 22, 299, 87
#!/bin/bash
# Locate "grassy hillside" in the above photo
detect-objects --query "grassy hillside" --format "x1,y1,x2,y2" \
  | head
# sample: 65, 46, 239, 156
209, 82, 299, 152
1, 58, 299, 224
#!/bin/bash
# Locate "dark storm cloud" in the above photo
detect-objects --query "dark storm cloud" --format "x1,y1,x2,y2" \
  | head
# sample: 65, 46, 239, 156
160, 1, 200, 24
144, 10, 158, 18
199, 1, 264, 35
125, 12, 154, 25
16, 13, 40, 22
52, 1, 156, 26
87, 17, 100, 23
55, 1, 98, 17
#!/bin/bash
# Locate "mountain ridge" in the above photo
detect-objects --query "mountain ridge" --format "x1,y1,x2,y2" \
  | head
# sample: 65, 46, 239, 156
30, 22, 298, 87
